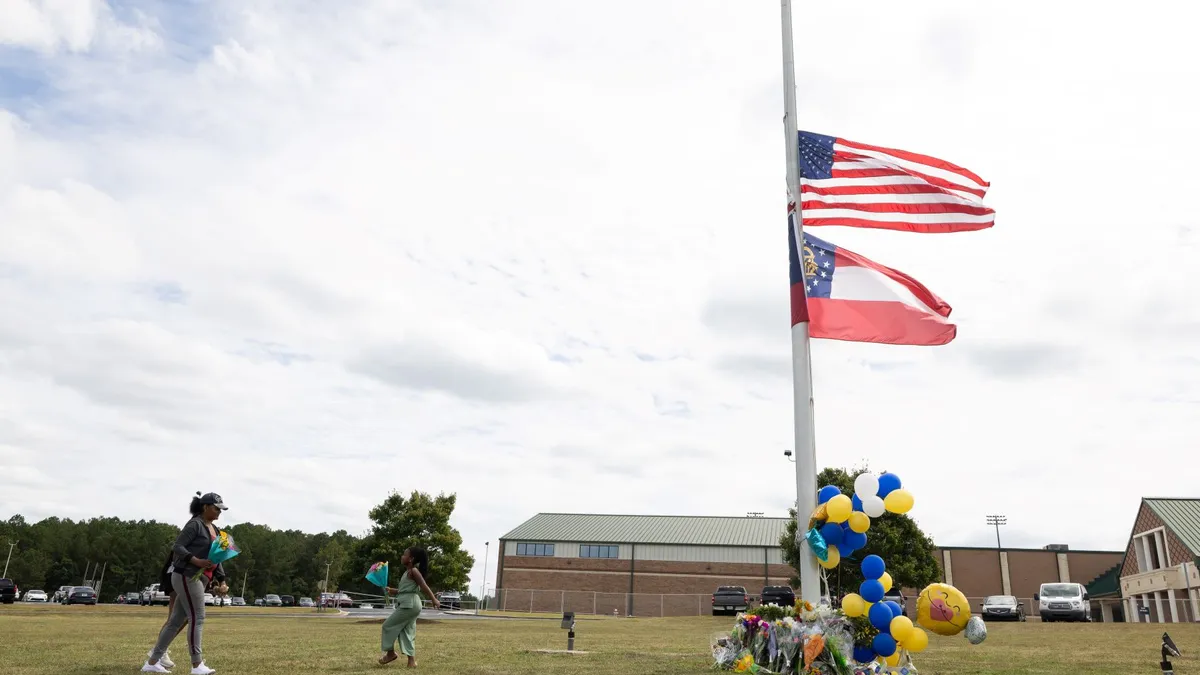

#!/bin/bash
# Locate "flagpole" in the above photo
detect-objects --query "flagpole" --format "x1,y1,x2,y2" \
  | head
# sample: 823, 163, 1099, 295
780, 0, 821, 605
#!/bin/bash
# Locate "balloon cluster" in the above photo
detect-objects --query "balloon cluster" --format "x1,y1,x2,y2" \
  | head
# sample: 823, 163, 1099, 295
840, 555, 928, 666
804, 471, 913, 571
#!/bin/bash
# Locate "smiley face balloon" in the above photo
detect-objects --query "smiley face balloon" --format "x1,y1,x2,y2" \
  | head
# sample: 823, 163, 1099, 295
915, 583, 972, 636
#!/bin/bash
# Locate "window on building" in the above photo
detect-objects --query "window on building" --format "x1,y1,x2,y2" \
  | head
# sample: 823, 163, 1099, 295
579, 544, 619, 559
516, 543, 555, 556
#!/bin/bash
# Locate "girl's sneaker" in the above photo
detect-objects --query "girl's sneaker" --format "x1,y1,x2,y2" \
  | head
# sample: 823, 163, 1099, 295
190, 663, 216, 675
141, 662, 170, 673
148, 650, 175, 669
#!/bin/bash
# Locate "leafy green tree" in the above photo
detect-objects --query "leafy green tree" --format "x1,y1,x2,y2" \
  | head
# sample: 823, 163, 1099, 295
364, 491, 475, 592
781, 466, 940, 597
314, 538, 350, 592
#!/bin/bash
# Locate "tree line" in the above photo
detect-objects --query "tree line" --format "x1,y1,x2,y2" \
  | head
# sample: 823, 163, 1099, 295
0, 490, 474, 604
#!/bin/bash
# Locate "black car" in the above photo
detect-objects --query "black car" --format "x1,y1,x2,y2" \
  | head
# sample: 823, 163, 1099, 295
759, 585, 795, 608
882, 589, 908, 617
66, 586, 98, 605
0, 578, 18, 604
280, 595, 295, 607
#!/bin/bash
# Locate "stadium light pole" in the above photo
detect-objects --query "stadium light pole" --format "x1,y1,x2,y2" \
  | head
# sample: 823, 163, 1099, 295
986, 515, 1007, 549
986, 514, 1007, 589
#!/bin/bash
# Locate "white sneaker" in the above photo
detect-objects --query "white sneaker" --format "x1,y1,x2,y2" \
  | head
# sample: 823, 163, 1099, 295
148, 650, 174, 669
190, 663, 216, 675
142, 662, 171, 673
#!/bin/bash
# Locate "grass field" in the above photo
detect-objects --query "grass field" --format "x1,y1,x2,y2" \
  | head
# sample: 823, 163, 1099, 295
2, 604, 1196, 674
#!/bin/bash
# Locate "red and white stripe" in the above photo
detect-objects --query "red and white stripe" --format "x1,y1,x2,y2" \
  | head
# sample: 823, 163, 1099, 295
799, 137, 994, 234
803, 243, 956, 346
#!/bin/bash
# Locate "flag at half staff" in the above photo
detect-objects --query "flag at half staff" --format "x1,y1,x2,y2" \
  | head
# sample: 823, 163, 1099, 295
789, 216, 955, 346
794, 130, 994, 233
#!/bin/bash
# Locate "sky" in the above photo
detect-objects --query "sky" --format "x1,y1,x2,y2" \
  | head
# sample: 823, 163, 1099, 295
2, 0, 1198, 592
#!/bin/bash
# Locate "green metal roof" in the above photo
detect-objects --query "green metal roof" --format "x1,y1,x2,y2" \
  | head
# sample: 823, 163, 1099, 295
1144, 498, 1200, 558
500, 513, 791, 547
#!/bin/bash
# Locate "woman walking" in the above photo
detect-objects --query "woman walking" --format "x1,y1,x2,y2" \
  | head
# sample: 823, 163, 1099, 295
142, 492, 229, 675
378, 547, 440, 667
148, 525, 230, 668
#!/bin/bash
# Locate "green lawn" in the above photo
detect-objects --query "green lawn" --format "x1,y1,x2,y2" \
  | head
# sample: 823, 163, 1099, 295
1, 604, 1195, 674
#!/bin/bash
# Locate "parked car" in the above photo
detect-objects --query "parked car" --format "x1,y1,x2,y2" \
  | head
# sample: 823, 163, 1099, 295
203, 593, 216, 606
141, 583, 169, 606
980, 595, 1025, 622
298, 597, 314, 607
280, 595, 295, 607
53, 586, 73, 603
1035, 582, 1090, 622
264, 594, 283, 607
711, 586, 750, 616
336, 592, 354, 608
23, 589, 48, 603
437, 591, 461, 610
0, 578, 18, 604
231, 597, 246, 606
759, 585, 795, 609
66, 586, 98, 605
254, 598, 265, 606
882, 589, 908, 618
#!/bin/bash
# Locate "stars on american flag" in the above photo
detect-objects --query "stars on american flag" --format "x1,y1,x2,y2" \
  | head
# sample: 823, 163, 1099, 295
797, 131, 836, 180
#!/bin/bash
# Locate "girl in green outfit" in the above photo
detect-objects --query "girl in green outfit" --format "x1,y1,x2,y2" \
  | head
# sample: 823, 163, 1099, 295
379, 547, 440, 667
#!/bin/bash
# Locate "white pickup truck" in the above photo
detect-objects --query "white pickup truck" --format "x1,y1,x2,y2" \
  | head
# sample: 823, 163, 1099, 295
141, 583, 170, 606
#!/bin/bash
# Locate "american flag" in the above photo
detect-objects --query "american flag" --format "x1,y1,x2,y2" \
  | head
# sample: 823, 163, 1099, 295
791, 131, 994, 233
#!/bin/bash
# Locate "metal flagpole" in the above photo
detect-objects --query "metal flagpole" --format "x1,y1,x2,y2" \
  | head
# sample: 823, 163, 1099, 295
781, 0, 821, 605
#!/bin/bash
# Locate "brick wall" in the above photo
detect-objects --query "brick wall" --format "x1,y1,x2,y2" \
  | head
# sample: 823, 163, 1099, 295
1006, 550, 1059, 598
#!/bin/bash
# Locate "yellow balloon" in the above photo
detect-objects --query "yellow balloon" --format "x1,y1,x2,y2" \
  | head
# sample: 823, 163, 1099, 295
841, 593, 866, 618
884, 488, 914, 514
889, 616, 914, 643
848, 511, 870, 533
880, 571, 893, 593
819, 545, 841, 569
904, 627, 929, 653
884, 652, 901, 667
825, 495, 853, 523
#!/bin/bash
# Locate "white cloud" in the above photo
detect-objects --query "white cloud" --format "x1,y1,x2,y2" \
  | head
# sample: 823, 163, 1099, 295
1, 0, 1198, 592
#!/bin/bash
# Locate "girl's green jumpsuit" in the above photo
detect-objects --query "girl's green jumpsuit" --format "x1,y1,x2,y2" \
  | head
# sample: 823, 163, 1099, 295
381, 571, 423, 656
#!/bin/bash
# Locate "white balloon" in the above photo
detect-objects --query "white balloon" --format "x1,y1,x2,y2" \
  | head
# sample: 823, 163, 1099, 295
853, 474, 879, 501
862, 495, 886, 518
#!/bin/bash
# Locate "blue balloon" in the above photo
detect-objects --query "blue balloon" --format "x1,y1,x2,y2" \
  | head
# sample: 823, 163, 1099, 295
820, 522, 844, 546
852, 495, 864, 512
860, 579, 885, 604
842, 530, 868, 551
853, 646, 875, 664
872, 633, 897, 657
869, 602, 894, 630
818, 485, 842, 504
884, 600, 903, 618
876, 472, 902, 498
861, 554, 886, 580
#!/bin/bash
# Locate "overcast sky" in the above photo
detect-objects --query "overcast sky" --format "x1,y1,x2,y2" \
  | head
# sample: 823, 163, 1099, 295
2, 0, 1197, 591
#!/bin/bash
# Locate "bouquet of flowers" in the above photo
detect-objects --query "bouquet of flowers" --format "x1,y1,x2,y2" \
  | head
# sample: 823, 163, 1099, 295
192, 530, 239, 581
365, 561, 389, 588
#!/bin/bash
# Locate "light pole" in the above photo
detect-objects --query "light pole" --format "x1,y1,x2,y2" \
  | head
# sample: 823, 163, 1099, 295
784, 450, 795, 463
2, 540, 16, 577
986, 514, 1007, 592
480, 541, 489, 613
322, 562, 332, 612
986, 514, 1007, 549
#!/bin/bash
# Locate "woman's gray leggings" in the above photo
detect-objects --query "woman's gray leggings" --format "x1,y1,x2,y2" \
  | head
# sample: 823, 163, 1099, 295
150, 573, 208, 665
